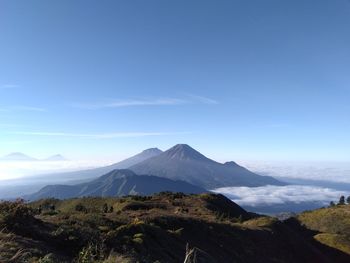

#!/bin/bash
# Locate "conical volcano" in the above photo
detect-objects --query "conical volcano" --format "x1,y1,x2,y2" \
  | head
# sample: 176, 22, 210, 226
130, 144, 284, 189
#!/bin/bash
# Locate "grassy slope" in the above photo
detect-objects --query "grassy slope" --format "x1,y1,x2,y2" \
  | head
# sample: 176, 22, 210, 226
1, 193, 350, 263
297, 205, 350, 255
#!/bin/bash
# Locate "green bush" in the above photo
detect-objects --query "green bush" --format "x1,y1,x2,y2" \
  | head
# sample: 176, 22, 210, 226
0, 200, 35, 229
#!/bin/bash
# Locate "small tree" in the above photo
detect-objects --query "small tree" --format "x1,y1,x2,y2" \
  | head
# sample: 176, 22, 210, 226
338, 196, 345, 205
330, 201, 335, 207
109, 206, 114, 213
102, 203, 108, 213
346, 196, 350, 205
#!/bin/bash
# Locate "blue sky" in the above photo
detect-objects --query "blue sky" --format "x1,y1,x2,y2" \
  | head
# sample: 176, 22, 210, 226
0, 0, 350, 162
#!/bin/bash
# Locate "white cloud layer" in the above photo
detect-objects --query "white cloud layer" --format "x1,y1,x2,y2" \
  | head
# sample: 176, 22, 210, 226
239, 161, 350, 183
213, 185, 347, 207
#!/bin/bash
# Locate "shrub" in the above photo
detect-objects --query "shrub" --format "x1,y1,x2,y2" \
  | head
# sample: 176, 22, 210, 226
156, 192, 185, 199
42, 210, 59, 216
338, 196, 345, 205
123, 201, 167, 211
0, 200, 34, 229
102, 203, 108, 213
77, 244, 98, 263
75, 204, 88, 213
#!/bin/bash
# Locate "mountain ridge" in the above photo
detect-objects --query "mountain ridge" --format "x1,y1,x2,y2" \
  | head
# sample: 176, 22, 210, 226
130, 144, 285, 189
29, 148, 163, 183
28, 169, 206, 200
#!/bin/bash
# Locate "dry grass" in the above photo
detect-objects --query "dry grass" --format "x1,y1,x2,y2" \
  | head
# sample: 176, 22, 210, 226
3, 194, 350, 262
243, 216, 277, 229
102, 253, 134, 263
314, 233, 350, 255
0, 229, 30, 262
298, 205, 350, 255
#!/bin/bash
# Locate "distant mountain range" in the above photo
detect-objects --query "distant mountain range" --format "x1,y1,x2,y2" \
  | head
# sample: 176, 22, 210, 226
130, 144, 284, 189
0, 152, 38, 161
0, 152, 68, 162
32, 144, 283, 190
26, 144, 284, 201
28, 169, 206, 200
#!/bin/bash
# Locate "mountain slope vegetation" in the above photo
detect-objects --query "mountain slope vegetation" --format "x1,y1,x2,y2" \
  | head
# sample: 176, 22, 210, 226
297, 204, 350, 255
1, 193, 349, 263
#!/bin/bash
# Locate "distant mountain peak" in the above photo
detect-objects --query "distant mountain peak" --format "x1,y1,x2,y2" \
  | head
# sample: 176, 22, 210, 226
130, 144, 285, 189
45, 154, 67, 161
163, 144, 210, 161
141, 148, 162, 154
7, 152, 30, 157
1, 152, 37, 161
224, 161, 239, 167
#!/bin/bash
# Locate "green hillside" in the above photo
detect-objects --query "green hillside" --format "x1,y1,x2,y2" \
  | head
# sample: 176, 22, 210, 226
1, 193, 350, 263
297, 204, 350, 255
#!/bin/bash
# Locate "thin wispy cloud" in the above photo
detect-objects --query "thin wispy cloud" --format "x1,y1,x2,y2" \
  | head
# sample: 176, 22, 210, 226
73, 98, 187, 109
73, 95, 218, 109
186, 94, 219, 105
0, 84, 19, 89
11, 131, 190, 139
0, 106, 46, 112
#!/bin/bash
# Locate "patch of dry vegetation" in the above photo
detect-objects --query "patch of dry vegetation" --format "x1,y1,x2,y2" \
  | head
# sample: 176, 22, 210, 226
1, 193, 350, 262
298, 205, 350, 255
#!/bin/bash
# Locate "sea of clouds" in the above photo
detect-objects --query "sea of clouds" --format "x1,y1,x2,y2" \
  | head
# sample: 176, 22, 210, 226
239, 160, 350, 183
213, 185, 346, 207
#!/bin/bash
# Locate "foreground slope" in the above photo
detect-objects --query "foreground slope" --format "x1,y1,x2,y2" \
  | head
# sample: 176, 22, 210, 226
28, 169, 206, 200
130, 144, 284, 189
1, 193, 349, 263
297, 204, 350, 255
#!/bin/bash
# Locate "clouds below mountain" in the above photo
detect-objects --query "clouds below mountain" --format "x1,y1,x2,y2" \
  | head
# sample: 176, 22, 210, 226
239, 161, 350, 183
213, 185, 347, 207
0, 160, 109, 181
